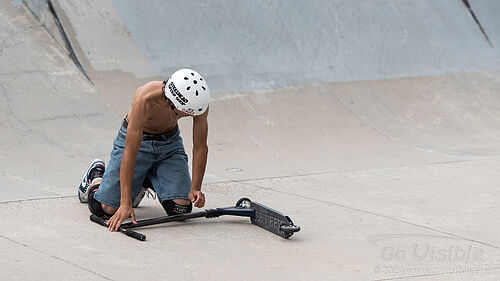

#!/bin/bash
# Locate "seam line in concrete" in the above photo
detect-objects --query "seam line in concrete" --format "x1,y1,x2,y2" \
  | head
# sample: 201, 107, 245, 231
0, 24, 43, 54
3, 157, 499, 205
215, 156, 500, 185
332, 91, 400, 142
238, 181, 500, 250
0, 70, 60, 75
287, 190, 499, 249
3, 157, 489, 205
0, 195, 75, 204
28, 112, 105, 123
0, 234, 113, 280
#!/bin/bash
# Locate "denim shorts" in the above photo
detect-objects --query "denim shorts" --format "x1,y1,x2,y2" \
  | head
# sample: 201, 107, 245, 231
94, 123, 191, 208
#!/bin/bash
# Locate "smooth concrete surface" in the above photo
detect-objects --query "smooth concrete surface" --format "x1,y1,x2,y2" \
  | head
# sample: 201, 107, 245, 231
0, 0, 119, 202
1, 0, 500, 280
1, 163, 500, 280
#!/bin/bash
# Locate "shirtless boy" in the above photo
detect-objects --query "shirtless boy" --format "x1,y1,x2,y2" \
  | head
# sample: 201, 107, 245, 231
77, 69, 210, 231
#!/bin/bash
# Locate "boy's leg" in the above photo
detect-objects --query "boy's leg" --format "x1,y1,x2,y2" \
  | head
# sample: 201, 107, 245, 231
132, 176, 156, 208
149, 148, 193, 216
87, 179, 117, 217
92, 125, 155, 214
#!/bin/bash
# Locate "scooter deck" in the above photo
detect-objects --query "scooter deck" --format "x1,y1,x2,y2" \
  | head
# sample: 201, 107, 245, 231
250, 201, 297, 239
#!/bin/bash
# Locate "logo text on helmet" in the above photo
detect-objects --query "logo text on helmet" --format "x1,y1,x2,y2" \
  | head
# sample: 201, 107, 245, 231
168, 82, 188, 105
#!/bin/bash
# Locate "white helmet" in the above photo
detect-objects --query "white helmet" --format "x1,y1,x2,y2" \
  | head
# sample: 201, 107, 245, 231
163, 69, 210, 116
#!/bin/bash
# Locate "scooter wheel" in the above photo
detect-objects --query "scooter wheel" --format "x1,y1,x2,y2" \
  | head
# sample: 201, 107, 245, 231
236, 197, 252, 208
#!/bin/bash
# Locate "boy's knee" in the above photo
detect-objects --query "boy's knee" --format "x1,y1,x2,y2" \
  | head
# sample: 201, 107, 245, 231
101, 204, 117, 215
172, 198, 190, 205
88, 184, 116, 217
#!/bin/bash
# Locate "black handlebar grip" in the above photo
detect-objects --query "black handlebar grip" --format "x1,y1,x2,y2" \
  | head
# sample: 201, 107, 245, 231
120, 228, 146, 241
91, 215, 146, 241
90, 214, 107, 226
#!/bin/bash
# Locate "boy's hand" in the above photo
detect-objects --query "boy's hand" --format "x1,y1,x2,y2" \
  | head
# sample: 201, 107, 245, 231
107, 204, 137, 231
188, 190, 205, 208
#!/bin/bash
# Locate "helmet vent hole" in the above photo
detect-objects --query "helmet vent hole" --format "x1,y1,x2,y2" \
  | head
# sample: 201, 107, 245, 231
198, 108, 202, 112
187, 86, 191, 90
184, 77, 188, 80
193, 80, 197, 84
191, 72, 194, 76
195, 90, 199, 96
200, 77, 203, 81
202, 86, 206, 91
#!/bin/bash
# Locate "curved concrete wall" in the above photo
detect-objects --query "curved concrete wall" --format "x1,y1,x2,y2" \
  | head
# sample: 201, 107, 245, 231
3, 0, 500, 197
112, 0, 500, 93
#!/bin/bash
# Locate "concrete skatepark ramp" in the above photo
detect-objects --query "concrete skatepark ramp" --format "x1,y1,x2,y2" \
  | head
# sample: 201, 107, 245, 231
1, 0, 500, 280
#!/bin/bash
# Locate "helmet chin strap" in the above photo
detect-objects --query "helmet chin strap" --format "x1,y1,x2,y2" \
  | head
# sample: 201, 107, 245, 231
168, 108, 178, 123
165, 99, 179, 123
164, 97, 179, 114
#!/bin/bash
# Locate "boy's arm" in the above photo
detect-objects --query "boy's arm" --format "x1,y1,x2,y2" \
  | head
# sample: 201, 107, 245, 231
189, 107, 209, 208
108, 81, 162, 231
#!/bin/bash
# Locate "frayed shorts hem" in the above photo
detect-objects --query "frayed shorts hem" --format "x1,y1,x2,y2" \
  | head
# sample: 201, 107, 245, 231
158, 195, 190, 203
93, 193, 120, 209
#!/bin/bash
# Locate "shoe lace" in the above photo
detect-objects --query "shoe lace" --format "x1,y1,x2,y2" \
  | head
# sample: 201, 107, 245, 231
145, 188, 157, 200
